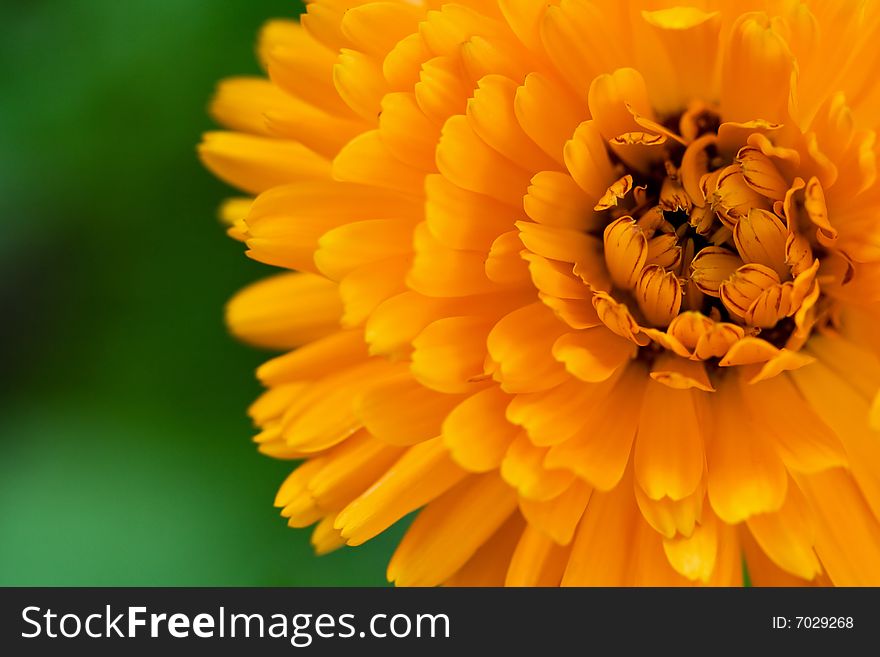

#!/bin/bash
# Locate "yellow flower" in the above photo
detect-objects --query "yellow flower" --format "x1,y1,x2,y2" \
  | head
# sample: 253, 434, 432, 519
200, 0, 880, 586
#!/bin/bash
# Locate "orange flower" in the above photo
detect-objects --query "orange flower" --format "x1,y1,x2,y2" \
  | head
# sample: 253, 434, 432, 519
200, 0, 880, 586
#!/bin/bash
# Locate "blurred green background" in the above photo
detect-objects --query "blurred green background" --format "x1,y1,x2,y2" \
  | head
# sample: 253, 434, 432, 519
0, 0, 403, 585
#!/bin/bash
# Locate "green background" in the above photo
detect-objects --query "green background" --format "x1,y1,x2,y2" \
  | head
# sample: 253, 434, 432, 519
0, 0, 403, 585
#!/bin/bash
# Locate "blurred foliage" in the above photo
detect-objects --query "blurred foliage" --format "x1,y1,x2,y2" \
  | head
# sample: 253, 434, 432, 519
0, 0, 403, 585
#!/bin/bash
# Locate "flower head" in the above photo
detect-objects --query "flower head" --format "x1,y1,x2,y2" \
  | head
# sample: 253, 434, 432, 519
201, 0, 880, 586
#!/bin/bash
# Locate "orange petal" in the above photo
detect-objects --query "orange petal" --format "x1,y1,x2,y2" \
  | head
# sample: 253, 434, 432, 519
437, 115, 532, 206
336, 436, 466, 545
738, 373, 847, 473
552, 328, 636, 383
603, 217, 648, 290
519, 480, 592, 546
387, 473, 518, 586
506, 525, 570, 586
356, 371, 463, 446
226, 272, 342, 350
746, 480, 822, 580
635, 381, 706, 501
733, 208, 789, 280
689, 246, 741, 296
487, 303, 570, 393
563, 120, 615, 201
198, 132, 331, 195
442, 387, 519, 473
545, 366, 647, 491
411, 316, 493, 393
634, 265, 682, 327
501, 433, 576, 501
706, 378, 788, 523
515, 72, 584, 165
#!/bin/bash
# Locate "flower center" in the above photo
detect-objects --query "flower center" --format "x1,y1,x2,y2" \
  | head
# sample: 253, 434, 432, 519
590, 101, 830, 364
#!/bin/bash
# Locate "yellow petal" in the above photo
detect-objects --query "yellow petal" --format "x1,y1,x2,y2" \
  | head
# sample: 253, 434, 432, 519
300, 0, 358, 51
382, 32, 430, 91
645, 233, 682, 270
718, 336, 779, 366
485, 230, 532, 285
305, 433, 404, 513
744, 281, 793, 328
249, 383, 306, 426
518, 221, 603, 267
693, 321, 745, 360
592, 291, 649, 344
